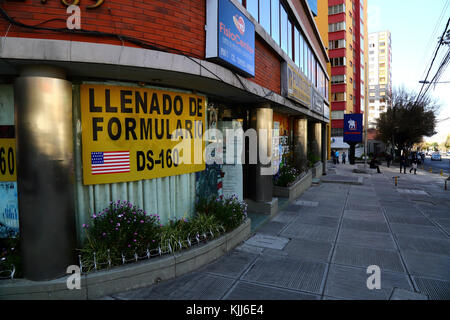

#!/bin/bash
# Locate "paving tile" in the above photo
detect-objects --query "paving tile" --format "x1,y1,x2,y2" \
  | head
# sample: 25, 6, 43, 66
337, 229, 396, 250
402, 251, 450, 281
324, 264, 413, 300
242, 255, 327, 294
256, 221, 287, 236
223, 281, 320, 300
332, 244, 405, 273
341, 218, 390, 233
389, 224, 448, 239
384, 214, 435, 226
343, 210, 386, 223
293, 213, 340, 228
280, 238, 333, 263
413, 276, 450, 300
396, 236, 450, 255
112, 272, 234, 300
434, 219, 450, 235
244, 234, 290, 250
389, 288, 429, 300
271, 211, 298, 224
345, 203, 381, 212
281, 222, 338, 242
201, 250, 259, 279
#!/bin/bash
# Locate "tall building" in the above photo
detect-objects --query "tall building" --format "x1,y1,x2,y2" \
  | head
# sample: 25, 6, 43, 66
368, 31, 393, 129
316, 0, 368, 151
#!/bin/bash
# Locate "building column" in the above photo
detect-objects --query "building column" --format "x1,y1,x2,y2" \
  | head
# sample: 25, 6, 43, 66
15, 65, 76, 280
294, 118, 308, 171
248, 105, 273, 203
314, 122, 322, 161
321, 123, 328, 174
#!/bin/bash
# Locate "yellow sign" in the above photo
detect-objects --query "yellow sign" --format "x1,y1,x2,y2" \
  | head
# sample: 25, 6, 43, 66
0, 139, 16, 182
286, 64, 311, 108
80, 84, 206, 185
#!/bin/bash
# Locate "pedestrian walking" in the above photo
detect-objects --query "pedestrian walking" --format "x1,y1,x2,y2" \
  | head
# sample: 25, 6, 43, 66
400, 153, 407, 174
342, 151, 346, 164
335, 150, 340, 164
410, 158, 418, 174
332, 150, 337, 164
386, 153, 392, 168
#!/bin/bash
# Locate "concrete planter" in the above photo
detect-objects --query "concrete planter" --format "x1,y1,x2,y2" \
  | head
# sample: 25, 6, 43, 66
273, 171, 312, 202
312, 161, 323, 178
0, 219, 251, 300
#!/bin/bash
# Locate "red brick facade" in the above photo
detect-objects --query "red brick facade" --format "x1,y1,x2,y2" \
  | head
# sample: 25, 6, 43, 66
0, 0, 281, 94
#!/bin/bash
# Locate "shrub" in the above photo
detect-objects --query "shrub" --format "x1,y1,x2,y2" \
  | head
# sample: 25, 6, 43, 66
196, 195, 247, 232
79, 200, 161, 270
273, 163, 300, 187
0, 223, 21, 278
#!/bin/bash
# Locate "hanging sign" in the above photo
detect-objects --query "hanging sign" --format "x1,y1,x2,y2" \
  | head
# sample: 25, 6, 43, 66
343, 113, 363, 143
206, 0, 255, 77
80, 84, 206, 185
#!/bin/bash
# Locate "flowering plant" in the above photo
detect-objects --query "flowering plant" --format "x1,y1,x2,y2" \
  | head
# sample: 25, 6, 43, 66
273, 162, 300, 187
81, 200, 161, 263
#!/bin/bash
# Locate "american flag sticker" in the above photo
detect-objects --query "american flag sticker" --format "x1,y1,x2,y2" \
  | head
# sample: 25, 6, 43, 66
91, 151, 130, 175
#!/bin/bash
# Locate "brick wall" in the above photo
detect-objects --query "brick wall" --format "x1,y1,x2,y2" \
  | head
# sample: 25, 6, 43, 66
0, 0, 281, 94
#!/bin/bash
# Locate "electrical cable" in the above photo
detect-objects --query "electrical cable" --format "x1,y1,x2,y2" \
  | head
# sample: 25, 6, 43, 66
416, 17, 450, 103
416, 0, 450, 92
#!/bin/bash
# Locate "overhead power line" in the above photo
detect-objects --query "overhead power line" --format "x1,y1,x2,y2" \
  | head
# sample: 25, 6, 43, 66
417, 17, 450, 103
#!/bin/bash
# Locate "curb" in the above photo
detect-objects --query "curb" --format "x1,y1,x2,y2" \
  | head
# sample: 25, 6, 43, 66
0, 219, 251, 300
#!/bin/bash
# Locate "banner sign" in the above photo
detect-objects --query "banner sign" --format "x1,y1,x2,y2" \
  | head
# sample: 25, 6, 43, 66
0, 138, 16, 182
206, 0, 255, 77
80, 84, 206, 185
343, 113, 363, 143
311, 87, 324, 115
281, 62, 311, 108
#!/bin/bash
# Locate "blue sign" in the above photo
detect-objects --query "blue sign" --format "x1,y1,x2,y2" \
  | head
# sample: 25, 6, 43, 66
0, 182, 19, 238
343, 113, 363, 143
217, 0, 255, 77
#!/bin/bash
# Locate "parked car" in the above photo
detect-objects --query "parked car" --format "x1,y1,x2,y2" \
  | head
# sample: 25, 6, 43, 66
431, 152, 442, 161
447, 151, 450, 156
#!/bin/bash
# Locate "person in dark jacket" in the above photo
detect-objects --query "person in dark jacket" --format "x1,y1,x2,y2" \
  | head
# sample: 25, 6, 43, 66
386, 153, 392, 168
400, 153, 407, 174
370, 157, 381, 173
410, 157, 418, 174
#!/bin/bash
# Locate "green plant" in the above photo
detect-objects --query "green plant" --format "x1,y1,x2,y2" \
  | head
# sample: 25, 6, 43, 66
79, 200, 161, 271
196, 195, 247, 232
273, 162, 300, 187
0, 223, 21, 278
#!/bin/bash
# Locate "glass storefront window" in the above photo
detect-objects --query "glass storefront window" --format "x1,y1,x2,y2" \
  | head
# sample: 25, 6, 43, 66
280, 5, 288, 53
247, 0, 259, 21
271, 0, 280, 45
260, 0, 271, 33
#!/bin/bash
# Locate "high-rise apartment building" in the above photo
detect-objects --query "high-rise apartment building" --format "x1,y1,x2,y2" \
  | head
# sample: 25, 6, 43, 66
368, 31, 393, 128
316, 0, 368, 143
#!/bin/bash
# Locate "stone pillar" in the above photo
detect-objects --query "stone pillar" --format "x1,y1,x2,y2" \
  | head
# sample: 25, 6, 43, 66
249, 105, 273, 203
15, 65, 76, 280
294, 118, 308, 171
321, 123, 328, 174
314, 122, 322, 161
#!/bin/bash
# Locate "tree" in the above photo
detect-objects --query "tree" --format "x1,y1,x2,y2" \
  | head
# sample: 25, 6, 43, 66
445, 134, 450, 151
376, 88, 439, 154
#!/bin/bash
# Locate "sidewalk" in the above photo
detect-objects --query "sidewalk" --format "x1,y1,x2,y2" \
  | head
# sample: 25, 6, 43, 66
101, 163, 450, 300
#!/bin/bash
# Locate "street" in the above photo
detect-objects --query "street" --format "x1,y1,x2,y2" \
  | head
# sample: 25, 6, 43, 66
422, 155, 450, 176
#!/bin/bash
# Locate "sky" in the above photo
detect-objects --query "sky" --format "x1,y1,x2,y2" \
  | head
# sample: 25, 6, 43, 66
368, 0, 450, 144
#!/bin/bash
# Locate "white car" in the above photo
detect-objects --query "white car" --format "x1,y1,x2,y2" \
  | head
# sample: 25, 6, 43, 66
431, 153, 442, 161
